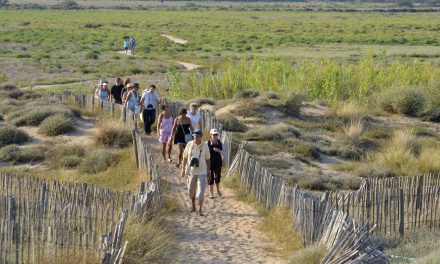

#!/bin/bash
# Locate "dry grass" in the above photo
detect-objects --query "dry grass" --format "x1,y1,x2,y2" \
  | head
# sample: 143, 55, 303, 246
260, 206, 303, 258
288, 244, 327, 264
342, 118, 364, 140
93, 121, 132, 148
38, 251, 99, 264
333, 101, 366, 121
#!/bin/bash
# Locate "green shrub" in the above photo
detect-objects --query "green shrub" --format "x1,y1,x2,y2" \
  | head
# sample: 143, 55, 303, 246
189, 98, 216, 106
0, 84, 17, 91
216, 113, 247, 132
0, 126, 30, 147
0, 145, 46, 163
93, 123, 132, 148
7, 106, 78, 127
285, 138, 320, 160
378, 87, 426, 116
245, 124, 300, 141
47, 144, 85, 168
38, 114, 74, 136
422, 108, 440, 123
79, 150, 117, 174
280, 92, 304, 116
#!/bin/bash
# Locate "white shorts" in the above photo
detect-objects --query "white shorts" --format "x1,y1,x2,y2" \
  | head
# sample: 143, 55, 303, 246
187, 174, 207, 201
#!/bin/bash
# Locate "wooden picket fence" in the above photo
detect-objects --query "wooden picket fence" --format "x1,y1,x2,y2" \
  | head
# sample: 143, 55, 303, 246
228, 146, 389, 263
327, 173, 440, 236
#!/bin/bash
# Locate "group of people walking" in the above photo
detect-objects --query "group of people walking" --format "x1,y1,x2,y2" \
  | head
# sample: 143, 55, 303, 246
95, 78, 223, 216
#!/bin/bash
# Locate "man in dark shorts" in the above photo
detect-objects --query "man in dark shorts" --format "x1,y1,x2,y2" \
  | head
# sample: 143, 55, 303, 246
207, 128, 223, 198
110, 77, 124, 104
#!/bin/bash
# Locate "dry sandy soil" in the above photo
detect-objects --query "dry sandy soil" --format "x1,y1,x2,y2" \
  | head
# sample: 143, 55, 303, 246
144, 136, 284, 264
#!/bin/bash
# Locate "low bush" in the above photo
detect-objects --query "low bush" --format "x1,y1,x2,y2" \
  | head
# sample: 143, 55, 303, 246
0, 84, 17, 91
0, 126, 30, 147
7, 106, 79, 127
189, 98, 216, 106
378, 86, 426, 116
0, 145, 46, 163
245, 124, 300, 141
288, 244, 326, 264
93, 123, 132, 148
79, 150, 117, 174
216, 113, 247, 132
422, 108, 440, 123
38, 114, 74, 136
234, 90, 260, 99
279, 92, 304, 116
285, 138, 320, 160
364, 126, 392, 139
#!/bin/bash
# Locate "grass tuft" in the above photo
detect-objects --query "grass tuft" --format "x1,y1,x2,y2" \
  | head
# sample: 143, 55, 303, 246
288, 244, 326, 264
216, 113, 248, 132
79, 149, 117, 174
342, 118, 364, 140
0, 145, 47, 163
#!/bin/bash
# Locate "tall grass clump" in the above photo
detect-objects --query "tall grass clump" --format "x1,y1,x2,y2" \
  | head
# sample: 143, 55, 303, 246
93, 122, 132, 148
377, 86, 426, 115
333, 101, 366, 121
0, 126, 30, 147
288, 244, 326, 264
38, 114, 74, 136
342, 118, 364, 140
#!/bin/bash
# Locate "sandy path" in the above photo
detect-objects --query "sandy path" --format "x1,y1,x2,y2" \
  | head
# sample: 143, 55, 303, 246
161, 34, 188, 45
143, 136, 284, 264
174, 61, 202, 71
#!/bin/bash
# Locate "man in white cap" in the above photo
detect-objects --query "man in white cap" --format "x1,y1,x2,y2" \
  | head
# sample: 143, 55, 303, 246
207, 128, 223, 198
181, 129, 211, 216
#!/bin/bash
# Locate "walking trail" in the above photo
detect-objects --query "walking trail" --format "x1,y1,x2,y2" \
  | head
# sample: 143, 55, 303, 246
143, 136, 284, 264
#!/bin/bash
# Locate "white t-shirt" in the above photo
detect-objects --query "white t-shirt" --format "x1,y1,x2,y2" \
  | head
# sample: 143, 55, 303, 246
142, 91, 160, 109
183, 141, 210, 176
187, 111, 201, 130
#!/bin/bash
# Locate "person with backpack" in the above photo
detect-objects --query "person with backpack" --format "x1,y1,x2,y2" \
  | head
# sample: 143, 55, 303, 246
123, 38, 129, 55
181, 129, 211, 216
124, 83, 140, 122
121, 78, 131, 104
207, 129, 223, 198
140, 84, 160, 135
129, 36, 136, 55
157, 104, 173, 162
171, 108, 193, 168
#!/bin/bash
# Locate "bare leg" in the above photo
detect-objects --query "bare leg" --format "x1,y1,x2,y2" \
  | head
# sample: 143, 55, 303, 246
199, 200, 203, 216
177, 144, 185, 167
191, 197, 196, 212
216, 183, 222, 196
167, 141, 172, 160
209, 185, 214, 198
161, 143, 166, 161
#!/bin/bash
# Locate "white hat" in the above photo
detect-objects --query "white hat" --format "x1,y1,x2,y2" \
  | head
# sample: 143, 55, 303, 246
210, 129, 219, 135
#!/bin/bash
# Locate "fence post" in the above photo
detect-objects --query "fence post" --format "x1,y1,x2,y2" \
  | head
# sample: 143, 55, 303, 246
131, 130, 139, 169
399, 188, 404, 236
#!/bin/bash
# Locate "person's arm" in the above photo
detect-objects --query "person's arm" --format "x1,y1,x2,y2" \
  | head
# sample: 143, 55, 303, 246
124, 92, 131, 109
170, 118, 178, 140
157, 113, 163, 137
139, 93, 145, 111
155, 92, 161, 104
181, 143, 190, 177
205, 144, 211, 179
94, 87, 99, 97
214, 140, 223, 155
110, 87, 115, 102
198, 118, 203, 132
187, 118, 194, 132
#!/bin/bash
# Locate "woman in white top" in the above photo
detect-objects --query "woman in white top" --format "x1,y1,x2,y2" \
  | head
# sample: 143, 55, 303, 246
187, 103, 202, 131
140, 84, 160, 135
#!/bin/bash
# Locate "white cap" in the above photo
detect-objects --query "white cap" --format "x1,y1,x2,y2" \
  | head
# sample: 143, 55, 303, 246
210, 129, 219, 135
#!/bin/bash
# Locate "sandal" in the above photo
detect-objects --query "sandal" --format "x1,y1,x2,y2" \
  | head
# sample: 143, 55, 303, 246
217, 190, 223, 197
199, 210, 204, 216
175, 163, 180, 168
190, 208, 196, 213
